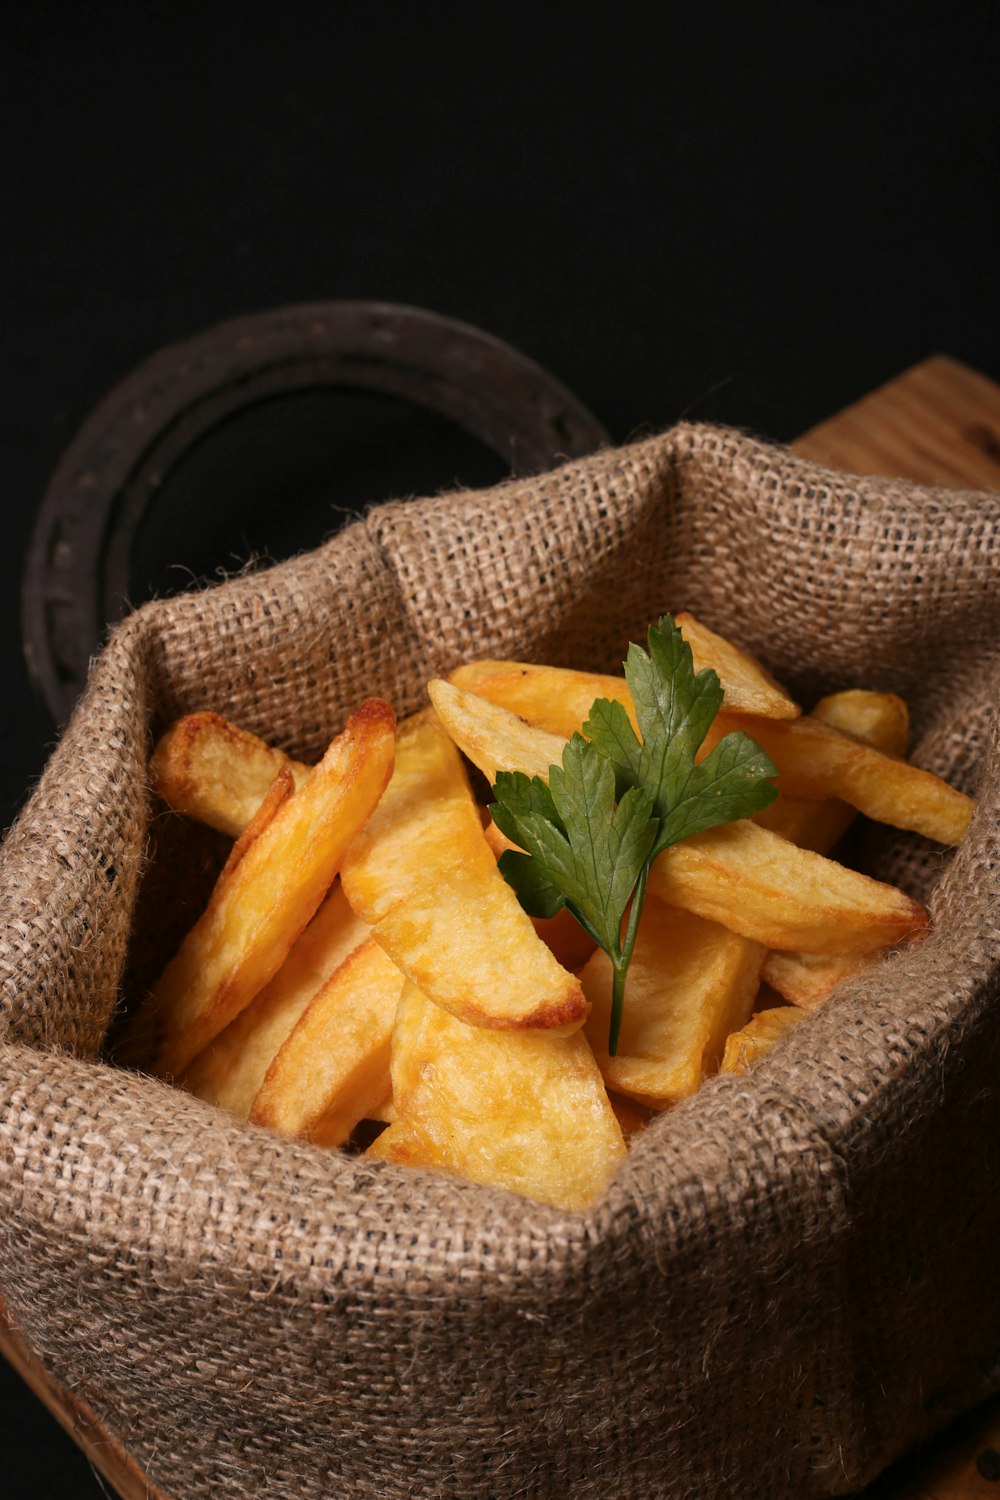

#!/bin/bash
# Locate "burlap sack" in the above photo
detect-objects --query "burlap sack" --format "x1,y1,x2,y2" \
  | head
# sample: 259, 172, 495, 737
1, 423, 998, 1500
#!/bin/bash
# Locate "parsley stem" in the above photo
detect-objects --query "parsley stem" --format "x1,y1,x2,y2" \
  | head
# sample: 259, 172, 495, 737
608, 862, 650, 1058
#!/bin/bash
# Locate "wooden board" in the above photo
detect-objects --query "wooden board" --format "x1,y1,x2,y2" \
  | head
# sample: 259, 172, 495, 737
801, 357, 1000, 1497
863, 1402, 1000, 1500
0, 1292, 169, 1500
794, 354, 1000, 490
3, 353, 999, 1500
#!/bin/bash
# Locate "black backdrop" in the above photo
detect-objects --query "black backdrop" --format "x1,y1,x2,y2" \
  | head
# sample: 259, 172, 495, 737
2, 3, 998, 1495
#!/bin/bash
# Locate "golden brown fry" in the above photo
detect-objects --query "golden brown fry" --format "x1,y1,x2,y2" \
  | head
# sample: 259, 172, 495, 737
341, 711, 587, 1033
673, 613, 800, 719
648, 821, 926, 954
432, 685, 928, 955
607, 1092, 654, 1142
217, 764, 297, 883
115, 769, 298, 1073
150, 711, 311, 837
756, 688, 909, 851
130, 699, 397, 1079
582, 897, 764, 1107
367, 985, 625, 1209
719, 1007, 806, 1074
529, 904, 599, 972
446, 654, 964, 846
249, 936, 404, 1147
480, 818, 596, 970
428, 680, 567, 782
753, 793, 857, 853
812, 688, 910, 753
367, 1096, 396, 1125
180, 883, 370, 1117
447, 610, 799, 730
708, 709, 973, 845
447, 662, 637, 742
753, 690, 915, 1006
762, 949, 875, 1010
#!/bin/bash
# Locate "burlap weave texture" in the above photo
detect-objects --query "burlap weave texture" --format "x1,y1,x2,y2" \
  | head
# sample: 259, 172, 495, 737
0, 423, 998, 1499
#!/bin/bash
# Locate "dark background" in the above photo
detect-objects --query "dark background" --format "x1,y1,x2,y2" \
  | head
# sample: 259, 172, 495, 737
2, 3, 998, 1495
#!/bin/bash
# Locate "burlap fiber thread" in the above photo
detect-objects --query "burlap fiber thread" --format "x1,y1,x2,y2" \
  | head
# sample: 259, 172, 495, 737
1, 423, 998, 1500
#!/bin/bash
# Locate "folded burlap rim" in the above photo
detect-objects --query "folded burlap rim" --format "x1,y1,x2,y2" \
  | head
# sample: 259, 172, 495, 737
0, 423, 998, 1500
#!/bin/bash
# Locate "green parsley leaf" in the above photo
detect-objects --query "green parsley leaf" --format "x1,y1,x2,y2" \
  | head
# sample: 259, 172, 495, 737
585, 617, 778, 856
490, 615, 779, 1056
492, 740, 657, 958
496, 848, 566, 920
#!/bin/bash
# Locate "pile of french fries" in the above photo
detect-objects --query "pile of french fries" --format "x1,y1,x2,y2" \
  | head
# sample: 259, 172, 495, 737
120, 616, 974, 1210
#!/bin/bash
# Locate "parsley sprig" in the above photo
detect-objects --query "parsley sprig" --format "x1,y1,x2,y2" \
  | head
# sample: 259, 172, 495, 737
489, 616, 778, 1055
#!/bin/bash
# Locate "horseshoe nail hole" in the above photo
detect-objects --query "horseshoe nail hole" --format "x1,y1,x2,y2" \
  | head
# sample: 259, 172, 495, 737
125, 389, 510, 609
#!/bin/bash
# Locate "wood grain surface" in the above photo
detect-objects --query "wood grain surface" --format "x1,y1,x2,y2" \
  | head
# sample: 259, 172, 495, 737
800, 356, 1000, 1496
0, 1293, 169, 1500
794, 354, 1000, 491
862, 1403, 1000, 1500
3, 354, 999, 1500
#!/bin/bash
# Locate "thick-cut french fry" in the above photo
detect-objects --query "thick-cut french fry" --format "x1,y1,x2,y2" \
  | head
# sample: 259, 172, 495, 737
445, 653, 968, 846
448, 610, 799, 729
447, 662, 638, 743
672, 613, 800, 719
811, 689, 910, 751
753, 690, 915, 1006
430, 682, 929, 956
753, 689, 910, 850
367, 985, 625, 1209
480, 818, 596, 970
531, 905, 598, 972
719, 1007, 806, 1074
180, 883, 370, 1117
151, 711, 311, 837
648, 822, 925, 954
249, 937, 404, 1146
115, 768, 298, 1072
753, 793, 858, 852
442, 666, 854, 852
607, 1093, 654, 1142
341, 711, 587, 1033
130, 699, 397, 1078
428, 681, 567, 783
581, 897, 765, 1107
708, 709, 973, 845
762, 949, 875, 1010
217, 764, 297, 883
